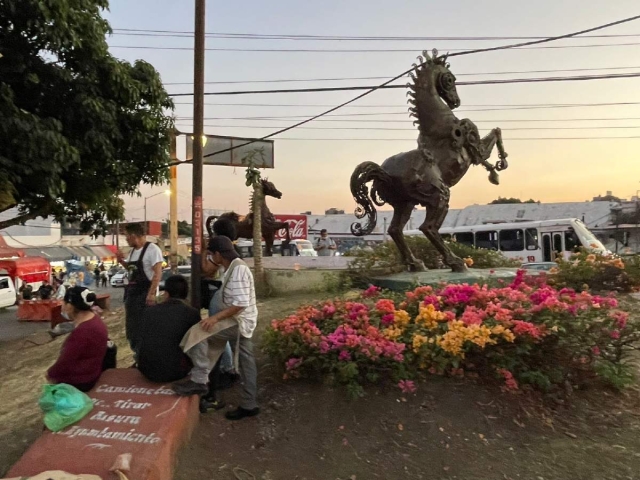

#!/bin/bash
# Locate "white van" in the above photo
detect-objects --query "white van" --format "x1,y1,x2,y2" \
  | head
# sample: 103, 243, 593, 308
0, 271, 17, 308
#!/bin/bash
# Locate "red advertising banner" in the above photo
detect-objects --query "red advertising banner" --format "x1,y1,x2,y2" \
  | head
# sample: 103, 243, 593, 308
274, 214, 307, 240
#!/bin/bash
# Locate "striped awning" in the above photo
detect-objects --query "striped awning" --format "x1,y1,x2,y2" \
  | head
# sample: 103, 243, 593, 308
24, 247, 74, 262
67, 246, 98, 261
88, 245, 116, 260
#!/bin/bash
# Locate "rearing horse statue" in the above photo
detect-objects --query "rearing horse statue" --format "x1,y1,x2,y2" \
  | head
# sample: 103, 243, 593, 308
350, 49, 509, 273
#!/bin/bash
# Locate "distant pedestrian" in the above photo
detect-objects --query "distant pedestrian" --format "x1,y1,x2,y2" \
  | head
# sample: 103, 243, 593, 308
100, 270, 108, 288
315, 229, 337, 257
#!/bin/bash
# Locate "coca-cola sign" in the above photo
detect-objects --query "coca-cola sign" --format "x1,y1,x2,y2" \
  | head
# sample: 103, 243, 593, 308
274, 214, 307, 240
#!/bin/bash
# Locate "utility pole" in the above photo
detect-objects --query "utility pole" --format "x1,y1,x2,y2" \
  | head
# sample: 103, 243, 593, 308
190, 0, 206, 309
169, 130, 178, 273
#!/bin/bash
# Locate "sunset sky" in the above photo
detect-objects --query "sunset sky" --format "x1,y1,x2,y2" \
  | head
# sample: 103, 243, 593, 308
105, 0, 640, 223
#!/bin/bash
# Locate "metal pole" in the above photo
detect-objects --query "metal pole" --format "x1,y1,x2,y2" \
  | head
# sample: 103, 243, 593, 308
143, 198, 147, 235
190, 0, 206, 308
115, 219, 120, 251
169, 131, 179, 273
383, 217, 387, 242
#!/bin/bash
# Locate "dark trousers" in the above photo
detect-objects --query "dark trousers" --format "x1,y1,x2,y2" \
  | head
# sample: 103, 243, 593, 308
125, 290, 147, 355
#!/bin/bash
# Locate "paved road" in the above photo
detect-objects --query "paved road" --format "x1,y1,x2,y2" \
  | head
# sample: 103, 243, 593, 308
0, 286, 125, 343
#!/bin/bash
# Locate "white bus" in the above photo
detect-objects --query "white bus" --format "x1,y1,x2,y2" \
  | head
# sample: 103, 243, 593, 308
405, 218, 607, 263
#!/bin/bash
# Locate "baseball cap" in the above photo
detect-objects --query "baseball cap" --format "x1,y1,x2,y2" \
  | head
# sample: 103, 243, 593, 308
208, 235, 240, 260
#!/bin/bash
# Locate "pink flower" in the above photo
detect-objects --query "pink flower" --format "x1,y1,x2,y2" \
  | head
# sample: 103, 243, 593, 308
322, 304, 336, 317
497, 368, 519, 391
362, 285, 381, 298
338, 350, 352, 362
610, 329, 621, 340
381, 313, 395, 326
285, 357, 303, 371
592, 346, 601, 356
375, 299, 396, 315
397, 380, 417, 394
512, 320, 543, 339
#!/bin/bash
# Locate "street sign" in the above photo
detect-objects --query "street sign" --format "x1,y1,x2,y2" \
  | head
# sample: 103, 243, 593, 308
185, 134, 274, 168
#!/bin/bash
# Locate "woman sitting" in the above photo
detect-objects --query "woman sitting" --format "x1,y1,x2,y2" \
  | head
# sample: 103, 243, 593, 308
47, 287, 108, 392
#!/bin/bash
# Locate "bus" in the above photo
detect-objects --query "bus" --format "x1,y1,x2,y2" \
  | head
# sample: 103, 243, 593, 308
404, 218, 608, 263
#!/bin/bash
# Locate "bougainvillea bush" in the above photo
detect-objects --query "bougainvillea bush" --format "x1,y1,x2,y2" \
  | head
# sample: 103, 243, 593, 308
263, 271, 640, 397
550, 249, 640, 293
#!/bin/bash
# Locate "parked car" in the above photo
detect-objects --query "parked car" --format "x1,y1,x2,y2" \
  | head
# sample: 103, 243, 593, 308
159, 266, 192, 290
521, 262, 558, 272
0, 271, 17, 308
110, 269, 128, 287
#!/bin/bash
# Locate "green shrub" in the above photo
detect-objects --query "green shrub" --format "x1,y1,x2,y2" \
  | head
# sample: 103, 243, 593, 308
344, 236, 518, 285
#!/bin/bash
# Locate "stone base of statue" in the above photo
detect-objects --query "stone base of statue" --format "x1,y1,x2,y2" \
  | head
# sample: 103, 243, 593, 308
371, 268, 521, 291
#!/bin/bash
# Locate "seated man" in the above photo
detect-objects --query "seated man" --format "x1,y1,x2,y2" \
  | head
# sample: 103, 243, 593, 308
137, 275, 201, 383
38, 279, 54, 300
173, 236, 259, 421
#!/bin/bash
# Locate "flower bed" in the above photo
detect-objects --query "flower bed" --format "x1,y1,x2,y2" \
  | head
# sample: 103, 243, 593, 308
550, 249, 640, 292
263, 271, 639, 397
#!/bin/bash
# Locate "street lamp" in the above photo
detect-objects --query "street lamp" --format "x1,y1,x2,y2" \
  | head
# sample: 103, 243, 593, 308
144, 190, 171, 235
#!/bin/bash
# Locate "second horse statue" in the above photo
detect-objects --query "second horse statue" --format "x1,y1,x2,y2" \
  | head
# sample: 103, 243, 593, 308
350, 49, 510, 273
206, 178, 291, 256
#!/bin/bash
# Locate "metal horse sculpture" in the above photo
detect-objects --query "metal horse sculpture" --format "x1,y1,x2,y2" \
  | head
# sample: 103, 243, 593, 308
350, 49, 509, 273
206, 178, 291, 256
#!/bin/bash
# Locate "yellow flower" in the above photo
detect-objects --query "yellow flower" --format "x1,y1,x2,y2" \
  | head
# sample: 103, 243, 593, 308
394, 310, 411, 327
549, 267, 559, 274
551, 325, 559, 332
416, 304, 448, 330
464, 257, 474, 267
383, 327, 403, 340
412, 334, 429, 353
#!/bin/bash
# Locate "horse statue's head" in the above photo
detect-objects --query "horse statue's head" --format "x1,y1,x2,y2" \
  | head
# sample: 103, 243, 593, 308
261, 178, 282, 199
407, 48, 460, 119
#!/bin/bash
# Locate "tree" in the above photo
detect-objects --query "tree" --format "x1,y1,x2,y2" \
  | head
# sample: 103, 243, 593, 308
489, 197, 539, 205
161, 220, 192, 237
244, 149, 266, 295
0, 0, 174, 234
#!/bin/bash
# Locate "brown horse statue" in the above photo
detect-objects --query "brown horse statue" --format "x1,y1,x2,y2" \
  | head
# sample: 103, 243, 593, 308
350, 49, 509, 273
206, 178, 291, 256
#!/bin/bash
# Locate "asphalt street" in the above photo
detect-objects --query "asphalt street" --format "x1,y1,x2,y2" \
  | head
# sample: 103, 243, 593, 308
0, 285, 125, 343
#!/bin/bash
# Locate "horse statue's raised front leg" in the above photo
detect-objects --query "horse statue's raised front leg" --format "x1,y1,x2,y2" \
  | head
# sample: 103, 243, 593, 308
475, 127, 509, 185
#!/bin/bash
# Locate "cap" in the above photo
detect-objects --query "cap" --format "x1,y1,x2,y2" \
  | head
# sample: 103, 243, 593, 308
208, 235, 240, 260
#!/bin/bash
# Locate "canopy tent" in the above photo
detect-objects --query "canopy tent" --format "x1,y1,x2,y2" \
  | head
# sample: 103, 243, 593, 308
0, 257, 51, 287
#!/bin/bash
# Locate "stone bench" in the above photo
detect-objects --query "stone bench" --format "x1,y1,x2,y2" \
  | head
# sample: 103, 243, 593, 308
7, 369, 199, 480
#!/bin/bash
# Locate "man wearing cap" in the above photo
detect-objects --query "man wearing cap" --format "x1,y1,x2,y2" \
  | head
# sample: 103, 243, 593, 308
173, 236, 259, 421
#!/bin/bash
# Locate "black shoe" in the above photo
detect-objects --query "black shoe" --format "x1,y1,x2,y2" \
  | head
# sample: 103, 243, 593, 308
172, 380, 208, 397
225, 407, 260, 421
199, 397, 226, 413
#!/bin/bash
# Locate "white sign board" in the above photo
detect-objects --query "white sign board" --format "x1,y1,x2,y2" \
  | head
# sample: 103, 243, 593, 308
185, 134, 274, 169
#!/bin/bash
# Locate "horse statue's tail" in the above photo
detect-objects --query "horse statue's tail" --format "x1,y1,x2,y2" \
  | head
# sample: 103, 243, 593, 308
205, 215, 219, 237
350, 161, 393, 236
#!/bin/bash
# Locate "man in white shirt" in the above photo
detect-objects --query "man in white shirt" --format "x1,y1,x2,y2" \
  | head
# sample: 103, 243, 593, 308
116, 223, 164, 356
173, 236, 259, 421
315, 229, 337, 257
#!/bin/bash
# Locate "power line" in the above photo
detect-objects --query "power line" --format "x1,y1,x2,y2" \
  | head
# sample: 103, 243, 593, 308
201, 136, 640, 141
111, 41, 640, 53
191, 13, 640, 165
176, 116, 640, 124
163, 65, 640, 85
174, 124, 640, 131
111, 28, 640, 41
168, 72, 640, 97
170, 101, 640, 111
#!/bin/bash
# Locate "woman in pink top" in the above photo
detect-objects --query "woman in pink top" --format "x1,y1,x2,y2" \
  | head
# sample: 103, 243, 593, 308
47, 287, 108, 392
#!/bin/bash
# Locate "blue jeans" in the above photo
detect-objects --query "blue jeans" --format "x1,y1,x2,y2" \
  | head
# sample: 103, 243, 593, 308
209, 292, 234, 373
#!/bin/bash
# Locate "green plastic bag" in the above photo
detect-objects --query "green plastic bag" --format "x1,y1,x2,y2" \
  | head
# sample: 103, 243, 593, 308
38, 384, 94, 432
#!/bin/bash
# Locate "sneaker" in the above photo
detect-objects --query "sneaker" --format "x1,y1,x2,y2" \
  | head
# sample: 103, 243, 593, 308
225, 407, 260, 421
199, 397, 226, 413
172, 380, 208, 397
